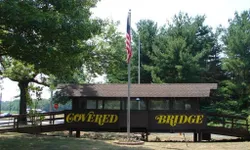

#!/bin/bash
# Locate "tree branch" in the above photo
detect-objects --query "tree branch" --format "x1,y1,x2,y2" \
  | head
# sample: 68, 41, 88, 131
30, 78, 49, 87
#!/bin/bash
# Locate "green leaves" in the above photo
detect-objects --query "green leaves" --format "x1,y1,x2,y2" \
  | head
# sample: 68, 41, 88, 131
104, 13, 222, 84
218, 10, 250, 114
0, 0, 102, 77
149, 13, 220, 83
3, 58, 37, 81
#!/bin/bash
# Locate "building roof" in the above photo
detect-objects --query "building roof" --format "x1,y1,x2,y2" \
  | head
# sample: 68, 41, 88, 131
57, 83, 217, 98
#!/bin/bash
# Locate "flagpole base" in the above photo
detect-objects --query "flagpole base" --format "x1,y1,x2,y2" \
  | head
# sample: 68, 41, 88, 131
114, 140, 144, 145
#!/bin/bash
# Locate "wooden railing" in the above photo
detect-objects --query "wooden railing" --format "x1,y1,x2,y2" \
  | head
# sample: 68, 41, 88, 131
0, 111, 65, 131
1, 111, 249, 137
206, 113, 249, 132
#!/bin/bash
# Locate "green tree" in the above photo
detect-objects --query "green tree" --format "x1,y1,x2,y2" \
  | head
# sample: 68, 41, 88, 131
132, 20, 159, 83
0, 0, 103, 122
147, 13, 222, 83
0, 0, 102, 76
218, 10, 250, 115
105, 19, 159, 83
2, 58, 47, 122
97, 20, 128, 83
53, 20, 127, 104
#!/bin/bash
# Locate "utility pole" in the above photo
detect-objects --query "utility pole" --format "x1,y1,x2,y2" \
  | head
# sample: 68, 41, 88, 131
50, 89, 53, 112
49, 89, 53, 124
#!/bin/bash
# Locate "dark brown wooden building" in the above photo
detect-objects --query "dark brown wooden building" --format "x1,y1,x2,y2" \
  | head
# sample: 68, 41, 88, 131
58, 83, 217, 111
58, 83, 218, 141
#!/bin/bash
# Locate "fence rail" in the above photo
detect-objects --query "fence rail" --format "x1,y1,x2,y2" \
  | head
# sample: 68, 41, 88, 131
0, 111, 65, 131
0, 111, 249, 137
206, 113, 249, 133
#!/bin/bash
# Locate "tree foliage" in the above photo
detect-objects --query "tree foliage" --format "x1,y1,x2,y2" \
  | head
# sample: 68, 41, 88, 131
218, 10, 250, 115
105, 13, 222, 84
0, 0, 102, 76
105, 19, 159, 83
98, 20, 128, 83
0, 0, 103, 120
147, 13, 222, 83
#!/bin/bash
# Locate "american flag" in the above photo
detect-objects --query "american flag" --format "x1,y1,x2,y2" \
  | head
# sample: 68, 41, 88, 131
126, 11, 132, 63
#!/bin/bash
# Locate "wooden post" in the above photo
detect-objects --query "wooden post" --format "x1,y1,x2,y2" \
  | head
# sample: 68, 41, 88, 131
198, 132, 202, 142
246, 119, 249, 131
50, 114, 52, 124
231, 118, 234, 129
76, 130, 80, 138
53, 114, 55, 125
193, 132, 197, 142
40, 116, 42, 126
69, 130, 73, 137
13, 117, 16, 129
223, 117, 225, 128
17, 116, 19, 129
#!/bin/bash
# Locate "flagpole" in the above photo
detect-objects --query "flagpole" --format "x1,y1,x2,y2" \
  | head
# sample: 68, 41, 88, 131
138, 36, 140, 84
127, 58, 131, 139
127, 9, 131, 140
138, 35, 141, 110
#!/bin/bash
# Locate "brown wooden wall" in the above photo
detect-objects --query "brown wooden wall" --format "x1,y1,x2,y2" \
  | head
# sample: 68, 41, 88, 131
65, 109, 206, 132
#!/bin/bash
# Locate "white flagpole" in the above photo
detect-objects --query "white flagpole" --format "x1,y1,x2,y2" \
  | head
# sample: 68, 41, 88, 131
138, 36, 140, 84
127, 57, 131, 139
138, 35, 141, 110
127, 9, 131, 140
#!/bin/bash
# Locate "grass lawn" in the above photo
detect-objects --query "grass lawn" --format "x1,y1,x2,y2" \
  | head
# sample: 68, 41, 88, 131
0, 132, 148, 150
0, 132, 250, 150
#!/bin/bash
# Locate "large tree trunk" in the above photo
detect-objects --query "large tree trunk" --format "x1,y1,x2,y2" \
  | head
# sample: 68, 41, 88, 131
18, 81, 29, 124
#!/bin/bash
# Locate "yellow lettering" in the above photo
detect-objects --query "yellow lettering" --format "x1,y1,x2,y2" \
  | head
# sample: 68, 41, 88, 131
65, 112, 119, 125
95, 114, 102, 124
188, 115, 196, 124
99, 115, 109, 126
167, 115, 176, 127
173, 115, 179, 126
178, 115, 188, 124
155, 115, 167, 124
109, 115, 118, 123
196, 115, 204, 124
66, 113, 74, 123
74, 114, 82, 122
155, 114, 205, 126
87, 112, 95, 122
80, 114, 86, 122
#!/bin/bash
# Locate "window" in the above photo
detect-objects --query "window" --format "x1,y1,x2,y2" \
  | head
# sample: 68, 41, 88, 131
104, 100, 120, 110
150, 100, 169, 110
173, 99, 193, 110
121, 100, 126, 110
87, 100, 96, 109
185, 103, 192, 110
173, 100, 184, 110
184, 99, 193, 110
97, 100, 103, 109
130, 99, 147, 110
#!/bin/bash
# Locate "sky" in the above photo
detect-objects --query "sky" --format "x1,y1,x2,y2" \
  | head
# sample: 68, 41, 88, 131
0, 0, 249, 101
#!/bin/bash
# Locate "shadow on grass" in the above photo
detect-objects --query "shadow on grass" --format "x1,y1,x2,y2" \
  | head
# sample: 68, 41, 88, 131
0, 132, 151, 150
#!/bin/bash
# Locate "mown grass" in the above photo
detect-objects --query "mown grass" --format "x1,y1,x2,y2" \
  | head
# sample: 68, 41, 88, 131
0, 132, 149, 150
